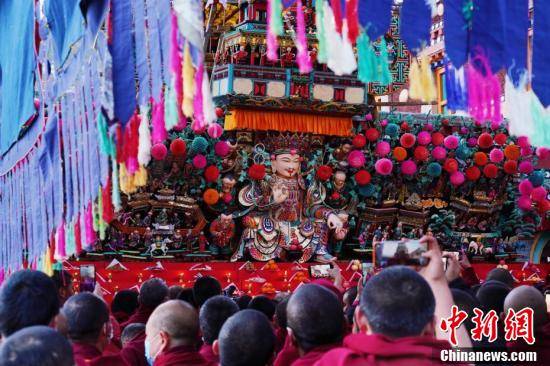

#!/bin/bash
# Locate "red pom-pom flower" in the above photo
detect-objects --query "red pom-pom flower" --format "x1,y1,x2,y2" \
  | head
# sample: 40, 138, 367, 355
248, 164, 266, 180
316, 165, 333, 181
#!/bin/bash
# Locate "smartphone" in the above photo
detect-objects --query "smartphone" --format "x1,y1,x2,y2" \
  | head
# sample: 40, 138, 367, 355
79, 264, 96, 292
309, 264, 332, 278
376, 240, 428, 267
362, 263, 374, 285
442, 251, 460, 271
546, 292, 550, 313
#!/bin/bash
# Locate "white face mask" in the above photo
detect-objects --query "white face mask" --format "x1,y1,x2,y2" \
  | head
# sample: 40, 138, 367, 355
144, 333, 161, 366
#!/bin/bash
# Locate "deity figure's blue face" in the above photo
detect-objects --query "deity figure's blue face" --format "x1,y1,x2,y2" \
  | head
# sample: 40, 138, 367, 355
272, 153, 300, 178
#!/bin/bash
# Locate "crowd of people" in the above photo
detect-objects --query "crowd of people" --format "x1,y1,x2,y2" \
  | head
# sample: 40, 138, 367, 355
0, 236, 548, 366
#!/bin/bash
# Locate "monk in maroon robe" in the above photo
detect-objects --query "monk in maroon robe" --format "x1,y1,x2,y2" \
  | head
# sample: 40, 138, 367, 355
504, 285, 550, 366
145, 300, 211, 366
279, 284, 343, 366
58, 292, 128, 366
198, 295, 239, 364
315, 242, 470, 366
121, 278, 169, 330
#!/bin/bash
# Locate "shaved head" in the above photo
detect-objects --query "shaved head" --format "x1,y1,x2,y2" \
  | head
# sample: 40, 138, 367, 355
287, 284, 344, 352
504, 286, 549, 328
146, 300, 199, 348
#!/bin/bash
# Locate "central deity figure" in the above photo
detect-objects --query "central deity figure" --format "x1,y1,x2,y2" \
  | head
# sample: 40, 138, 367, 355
231, 133, 348, 263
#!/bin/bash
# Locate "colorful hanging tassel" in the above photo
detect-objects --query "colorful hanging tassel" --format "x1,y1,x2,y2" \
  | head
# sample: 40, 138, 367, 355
324, 1, 357, 76
295, 0, 312, 74
182, 43, 195, 118
85, 202, 97, 249
466, 50, 502, 125
376, 37, 392, 86
97, 188, 107, 241
346, 0, 359, 43
97, 112, 112, 156
125, 112, 140, 175
111, 157, 122, 211
445, 62, 468, 111
267, 0, 284, 60
138, 104, 152, 166
151, 94, 167, 144
43, 246, 53, 276
170, 10, 183, 117
102, 177, 114, 223
165, 83, 180, 130
193, 63, 205, 131
506, 74, 534, 138
134, 165, 148, 187
65, 219, 76, 257
74, 213, 82, 254
329, 0, 343, 34
315, 0, 327, 64
408, 53, 436, 102
357, 32, 376, 83
54, 221, 66, 260
529, 93, 550, 147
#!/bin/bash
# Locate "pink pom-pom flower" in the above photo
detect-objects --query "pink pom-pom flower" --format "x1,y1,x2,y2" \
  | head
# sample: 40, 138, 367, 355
531, 186, 547, 202
192, 154, 207, 169
450, 171, 465, 186
432, 146, 447, 160
519, 160, 534, 174
348, 150, 366, 168
444, 135, 459, 150
401, 160, 417, 176
517, 195, 532, 211
489, 148, 504, 163
207, 123, 224, 139
375, 141, 391, 157
518, 179, 533, 195
417, 131, 431, 145
214, 141, 230, 157
375, 158, 393, 176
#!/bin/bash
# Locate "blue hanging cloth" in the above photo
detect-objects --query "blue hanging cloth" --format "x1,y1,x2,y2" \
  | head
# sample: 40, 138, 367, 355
504, 0, 529, 84
400, 0, 432, 53
0, 0, 37, 154
79, 0, 109, 39
44, 0, 85, 65
533, 0, 550, 107
132, 0, 151, 105
470, 0, 506, 73
358, 0, 393, 40
110, 0, 137, 125
443, 0, 469, 67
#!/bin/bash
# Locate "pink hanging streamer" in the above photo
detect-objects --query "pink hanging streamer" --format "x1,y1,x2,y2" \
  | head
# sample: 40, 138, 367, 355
296, 0, 312, 73
151, 94, 167, 144
125, 112, 140, 175
193, 63, 205, 131
170, 11, 185, 128
56, 221, 67, 259
85, 203, 97, 248
466, 50, 502, 126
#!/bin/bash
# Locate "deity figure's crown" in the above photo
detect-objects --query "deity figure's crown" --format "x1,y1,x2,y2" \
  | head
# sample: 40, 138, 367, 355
265, 132, 310, 155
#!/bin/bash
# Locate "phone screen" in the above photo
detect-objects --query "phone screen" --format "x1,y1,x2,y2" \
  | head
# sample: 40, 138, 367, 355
80, 265, 96, 292
546, 293, 550, 313
309, 264, 332, 278
377, 240, 428, 267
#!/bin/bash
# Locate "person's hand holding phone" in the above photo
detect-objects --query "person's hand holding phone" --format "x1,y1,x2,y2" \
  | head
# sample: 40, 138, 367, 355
444, 253, 461, 283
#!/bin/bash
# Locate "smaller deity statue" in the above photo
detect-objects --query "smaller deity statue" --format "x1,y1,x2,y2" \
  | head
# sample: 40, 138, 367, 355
144, 227, 154, 247
198, 231, 209, 252
308, 46, 317, 67
280, 47, 296, 68
232, 45, 249, 64
172, 231, 184, 250
128, 230, 141, 248
208, 175, 238, 216
358, 223, 371, 249
156, 208, 169, 226
209, 214, 236, 256
131, 213, 142, 226
373, 226, 383, 241
142, 211, 153, 227
393, 222, 403, 240
333, 141, 353, 169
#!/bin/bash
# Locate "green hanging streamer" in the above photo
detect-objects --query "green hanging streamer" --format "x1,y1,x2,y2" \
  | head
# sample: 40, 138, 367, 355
97, 112, 112, 156
164, 82, 179, 131
357, 31, 377, 83
65, 220, 76, 257
377, 38, 392, 86
530, 95, 550, 147
315, 0, 327, 63
270, 0, 284, 36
